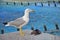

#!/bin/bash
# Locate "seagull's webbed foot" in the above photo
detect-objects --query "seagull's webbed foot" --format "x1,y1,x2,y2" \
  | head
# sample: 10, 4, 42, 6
20, 27, 25, 36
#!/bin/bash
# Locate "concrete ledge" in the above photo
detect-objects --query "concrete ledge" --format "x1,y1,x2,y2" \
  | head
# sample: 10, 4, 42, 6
0, 30, 60, 40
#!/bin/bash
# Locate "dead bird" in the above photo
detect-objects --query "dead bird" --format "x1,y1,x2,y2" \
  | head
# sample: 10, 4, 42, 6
31, 29, 41, 35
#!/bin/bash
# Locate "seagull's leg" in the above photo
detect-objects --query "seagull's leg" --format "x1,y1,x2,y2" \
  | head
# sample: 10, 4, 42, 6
20, 27, 25, 36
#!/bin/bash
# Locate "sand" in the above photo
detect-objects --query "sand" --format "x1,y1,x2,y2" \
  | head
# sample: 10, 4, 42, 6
0, 30, 60, 40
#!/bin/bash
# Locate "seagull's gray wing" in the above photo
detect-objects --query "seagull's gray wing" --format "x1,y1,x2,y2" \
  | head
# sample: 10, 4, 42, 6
8, 18, 26, 27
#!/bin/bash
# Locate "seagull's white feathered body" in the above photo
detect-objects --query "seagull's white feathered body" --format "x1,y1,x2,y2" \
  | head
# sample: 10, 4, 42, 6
5, 17, 29, 28
5, 8, 34, 28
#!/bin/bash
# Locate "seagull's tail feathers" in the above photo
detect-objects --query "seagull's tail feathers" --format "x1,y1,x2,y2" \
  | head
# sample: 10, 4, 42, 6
3, 22, 9, 26
5, 24, 10, 26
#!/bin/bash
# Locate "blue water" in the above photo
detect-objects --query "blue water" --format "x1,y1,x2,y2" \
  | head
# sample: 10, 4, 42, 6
0, 3, 60, 36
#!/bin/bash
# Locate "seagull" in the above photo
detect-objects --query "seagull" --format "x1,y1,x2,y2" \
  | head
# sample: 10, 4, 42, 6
3, 8, 35, 36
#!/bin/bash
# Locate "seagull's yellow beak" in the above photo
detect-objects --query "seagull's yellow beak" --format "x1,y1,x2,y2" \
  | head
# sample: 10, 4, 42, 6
32, 10, 35, 12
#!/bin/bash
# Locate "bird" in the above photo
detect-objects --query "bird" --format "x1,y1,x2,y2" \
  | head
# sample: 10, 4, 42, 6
3, 8, 35, 36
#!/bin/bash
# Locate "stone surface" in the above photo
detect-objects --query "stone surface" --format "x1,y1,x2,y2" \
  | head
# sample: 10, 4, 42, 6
0, 30, 60, 40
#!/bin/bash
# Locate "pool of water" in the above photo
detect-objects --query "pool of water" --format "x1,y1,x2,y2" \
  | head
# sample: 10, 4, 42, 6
0, 3, 60, 36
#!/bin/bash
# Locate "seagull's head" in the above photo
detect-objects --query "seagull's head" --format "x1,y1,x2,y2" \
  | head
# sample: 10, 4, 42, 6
25, 8, 35, 13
